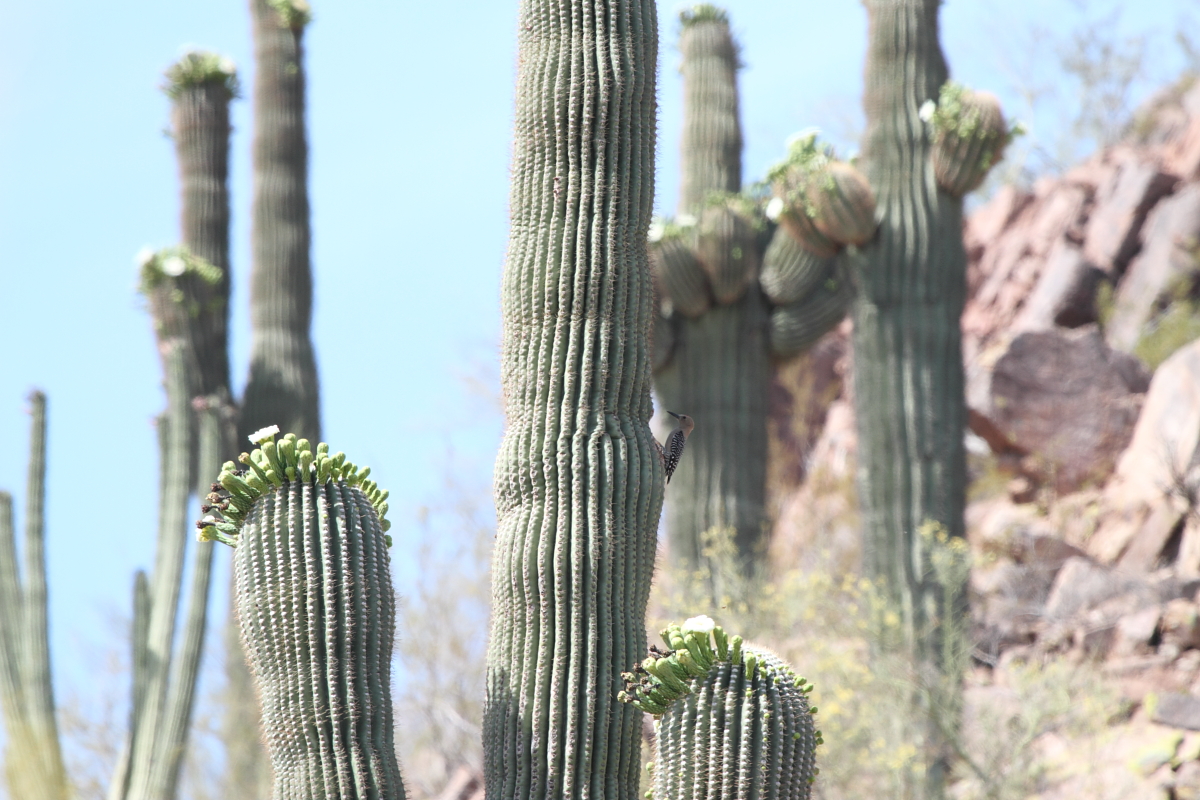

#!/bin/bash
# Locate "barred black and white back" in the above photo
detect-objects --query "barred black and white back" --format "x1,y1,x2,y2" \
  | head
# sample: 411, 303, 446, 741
657, 411, 694, 484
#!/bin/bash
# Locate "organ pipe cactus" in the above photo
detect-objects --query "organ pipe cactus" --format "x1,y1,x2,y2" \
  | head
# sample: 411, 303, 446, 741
197, 430, 403, 800
484, 0, 664, 797
620, 617, 821, 800
0, 392, 69, 800
240, 0, 321, 445
652, 6, 849, 586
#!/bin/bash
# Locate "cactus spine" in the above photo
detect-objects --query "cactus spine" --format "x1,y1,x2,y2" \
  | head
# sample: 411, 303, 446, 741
483, 0, 663, 798
620, 618, 821, 800
0, 393, 69, 800
198, 433, 403, 800
653, 7, 849, 586
240, 0, 321, 445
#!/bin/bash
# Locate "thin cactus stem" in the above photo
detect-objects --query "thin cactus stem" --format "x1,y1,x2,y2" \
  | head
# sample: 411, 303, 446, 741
484, 0, 663, 798
150, 400, 230, 800
20, 393, 61, 788
0, 394, 69, 800
199, 433, 403, 800
240, 0, 321, 444
124, 347, 193, 800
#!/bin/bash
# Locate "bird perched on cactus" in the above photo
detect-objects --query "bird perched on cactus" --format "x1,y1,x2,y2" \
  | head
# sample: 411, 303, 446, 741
657, 411, 694, 484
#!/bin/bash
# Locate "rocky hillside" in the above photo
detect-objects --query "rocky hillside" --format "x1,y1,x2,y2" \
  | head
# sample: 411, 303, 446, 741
772, 75, 1200, 800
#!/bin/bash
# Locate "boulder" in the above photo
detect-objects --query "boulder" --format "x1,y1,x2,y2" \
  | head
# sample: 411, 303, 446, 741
967, 326, 1150, 492
1152, 692, 1200, 731
1044, 557, 1151, 621
1089, 340, 1200, 567
1015, 239, 1107, 330
963, 183, 1091, 353
1113, 605, 1164, 657
1082, 148, 1176, 275
1106, 184, 1200, 353
1162, 598, 1200, 651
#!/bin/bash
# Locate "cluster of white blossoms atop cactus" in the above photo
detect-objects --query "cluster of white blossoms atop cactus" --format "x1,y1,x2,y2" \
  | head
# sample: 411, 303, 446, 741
196, 427, 392, 547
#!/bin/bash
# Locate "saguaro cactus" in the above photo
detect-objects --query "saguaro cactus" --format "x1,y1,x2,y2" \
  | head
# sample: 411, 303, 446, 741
652, 7, 851, 586
111, 51, 238, 800
198, 432, 404, 800
483, 1, 664, 798
620, 617, 821, 800
0, 393, 69, 800
240, 0, 321, 444
848, 0, 1005, 794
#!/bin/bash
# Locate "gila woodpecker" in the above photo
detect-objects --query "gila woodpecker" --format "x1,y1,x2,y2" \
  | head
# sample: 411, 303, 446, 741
657, 411, 694, 484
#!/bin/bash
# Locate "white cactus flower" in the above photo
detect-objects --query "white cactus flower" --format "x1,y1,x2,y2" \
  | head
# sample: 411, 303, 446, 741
918, 99, 936, 123
682, 615, 716, 635
162, 255, 187, 277
648, 219, 665, 243
765, 197, 784, 221
248, 425, 280, 445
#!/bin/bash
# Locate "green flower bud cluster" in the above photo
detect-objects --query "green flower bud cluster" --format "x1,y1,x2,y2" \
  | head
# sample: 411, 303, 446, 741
618, 617, 818, 734
163, 50, 239, 100
623, 616, 824, 799
680, 4, 729, 26
196, 426, 391, 547
267, 0, 312, 29
137, 245, 223, 298
766, 131, 876, 256
921, 81, 1022, 196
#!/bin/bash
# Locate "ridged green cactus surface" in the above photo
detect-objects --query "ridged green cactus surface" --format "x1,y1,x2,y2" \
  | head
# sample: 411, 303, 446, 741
484, 0, 663, 798
0, 393, 69, 800
199, 431, 403, 800
924, 82, 1013, 197
653, 8, 852, 585
621, 618, 821, 800
240, 0, 321, 445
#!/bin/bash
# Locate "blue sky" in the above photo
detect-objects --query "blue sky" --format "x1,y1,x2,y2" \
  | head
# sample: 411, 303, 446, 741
0, 0, 1193, 725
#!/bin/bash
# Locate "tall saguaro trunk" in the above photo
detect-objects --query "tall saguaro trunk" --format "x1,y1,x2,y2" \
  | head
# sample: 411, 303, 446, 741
232, 5, 321, 795
483, 1, 664, 798
240, 0, 321, 445
116, 53, 238, 800
852, 0, 966, 794
654, 10, 770, 584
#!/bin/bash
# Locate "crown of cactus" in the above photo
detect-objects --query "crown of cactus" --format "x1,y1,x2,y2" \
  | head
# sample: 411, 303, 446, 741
620, 616, 822, 800
163, 50, 239, 99
197, 427, 404, 800
766, 131, 876, 256
922, 82, 1017, 197
197, 426, 390, 546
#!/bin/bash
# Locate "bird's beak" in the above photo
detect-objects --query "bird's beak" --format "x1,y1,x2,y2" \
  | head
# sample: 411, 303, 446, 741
667, 411, 680, 419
